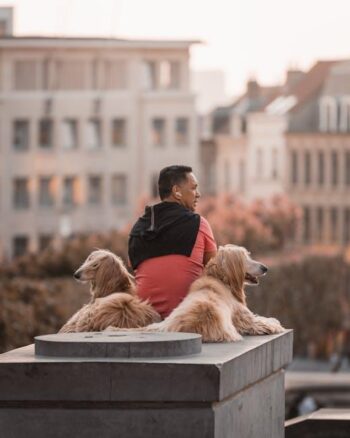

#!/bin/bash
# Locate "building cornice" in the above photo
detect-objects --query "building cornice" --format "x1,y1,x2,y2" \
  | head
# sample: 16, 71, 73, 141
0, 36, 201, 50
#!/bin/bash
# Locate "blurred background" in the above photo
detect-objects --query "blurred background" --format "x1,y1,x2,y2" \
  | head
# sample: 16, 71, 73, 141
1, 0, 350, 420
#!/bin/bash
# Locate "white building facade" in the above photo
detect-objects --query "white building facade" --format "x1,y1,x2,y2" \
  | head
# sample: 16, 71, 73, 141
0, 32, 199, 259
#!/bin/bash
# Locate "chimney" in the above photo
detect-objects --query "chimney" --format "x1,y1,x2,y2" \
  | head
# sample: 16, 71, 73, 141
246, 78, 260, 99
0, 7, 14, 37
284, 70, 304, 93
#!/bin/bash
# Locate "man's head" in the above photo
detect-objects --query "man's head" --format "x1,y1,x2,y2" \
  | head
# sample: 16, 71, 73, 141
158, 165, 200, 211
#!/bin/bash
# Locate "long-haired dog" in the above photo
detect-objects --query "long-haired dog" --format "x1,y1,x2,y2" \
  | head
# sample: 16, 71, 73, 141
59, 249, 161, 333
107, 245, 284, 342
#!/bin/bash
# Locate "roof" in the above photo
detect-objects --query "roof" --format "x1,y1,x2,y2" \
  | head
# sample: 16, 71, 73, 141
289, 60, 340, 112
0, 35, 201, 49
322, 60, 350, 96
266, 60, 343, 115
212, 84, 282, 118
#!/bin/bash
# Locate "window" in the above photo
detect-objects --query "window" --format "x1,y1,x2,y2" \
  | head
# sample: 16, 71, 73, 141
56, 60, 88, 90
13, 178, 30, 209
256, 149, 263, 180
345, 151, 350, 186
303, 206, 311, 243
39, 234, 52, 251
13, 120, 29, 151
316, 207, 324, 242
319, 97, 337, 132
14, 60, 38, 90
340, 99, 350, 132
111, 174, 127, 205
87, 119, 101, 149
62, 177, 77, 207
39, 119, 53, 149
159, 61, 181, 89
331, 151, 338, 187
88, 176, 102, 204
304, 151, 311, 186
0, 20, 7, 37
39, 177, 54, 207
239, 160, 245, 193
151, 173, 158, 198
344, 208, 350, 244
111, 119, 127, 147
142, 61, 157, 90
271, 148, 278, 180
291, 151, 298, 185
224, 160, 230, 191
42, 59, 50, 90
92, 59, 99, 90
318, 151, 325, 186
62, 119, 78, 149
175, 117, 189, 145
104, 60, 127, 89
13, 235, 29, 258
170, 61, 181, 89
159, 61, 171, 89
330, 207, 338, 243
151, 118, 166, 146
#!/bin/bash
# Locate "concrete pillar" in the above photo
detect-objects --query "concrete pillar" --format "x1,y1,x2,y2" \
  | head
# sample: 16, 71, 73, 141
0, 331, 293, 438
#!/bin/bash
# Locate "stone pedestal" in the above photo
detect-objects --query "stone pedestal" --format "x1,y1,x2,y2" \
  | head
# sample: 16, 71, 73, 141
0, 330, 293, 438
35, 331, 202, 358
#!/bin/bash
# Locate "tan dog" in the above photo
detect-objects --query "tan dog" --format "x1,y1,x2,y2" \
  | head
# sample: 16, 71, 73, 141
107, 245, 284, 342
59, 249, 161, 333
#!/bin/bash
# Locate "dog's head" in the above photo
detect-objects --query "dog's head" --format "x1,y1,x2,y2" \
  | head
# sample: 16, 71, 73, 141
205, 244, 268, 303
73, 249, 134, 299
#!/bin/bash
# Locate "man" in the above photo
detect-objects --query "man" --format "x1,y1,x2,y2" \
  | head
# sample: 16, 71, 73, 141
128, 165, 217, 319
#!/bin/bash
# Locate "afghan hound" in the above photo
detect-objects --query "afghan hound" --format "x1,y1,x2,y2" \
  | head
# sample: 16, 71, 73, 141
59, 249, 161, 333
107, 245, 285, 342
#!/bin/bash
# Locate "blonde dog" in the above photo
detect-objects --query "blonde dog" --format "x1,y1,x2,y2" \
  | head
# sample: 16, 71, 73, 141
107, 244, 284, 342
59, 249, 161, 333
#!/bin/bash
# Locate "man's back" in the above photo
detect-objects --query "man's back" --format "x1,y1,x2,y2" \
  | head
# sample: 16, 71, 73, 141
128, 165, 217, 318
136, 216, 216, 318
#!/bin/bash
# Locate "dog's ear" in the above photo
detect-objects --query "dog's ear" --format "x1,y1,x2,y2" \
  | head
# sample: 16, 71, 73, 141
94, 256, 133, 298
206, 247, 246, 304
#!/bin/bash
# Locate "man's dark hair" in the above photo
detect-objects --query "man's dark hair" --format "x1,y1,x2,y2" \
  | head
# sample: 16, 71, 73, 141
158, 165, 193, 200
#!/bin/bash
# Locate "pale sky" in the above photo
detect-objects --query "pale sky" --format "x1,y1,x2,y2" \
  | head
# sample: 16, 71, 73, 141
2, 0, 350, 96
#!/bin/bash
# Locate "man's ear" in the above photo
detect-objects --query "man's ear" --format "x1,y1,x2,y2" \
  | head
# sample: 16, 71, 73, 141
172, 184, 182, 199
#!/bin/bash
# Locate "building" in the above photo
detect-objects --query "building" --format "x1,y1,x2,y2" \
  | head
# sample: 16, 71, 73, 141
201, 79, 281, 197
285, 61, 350, 246
204, 60, 350, 246
191, 70, 228, 114
0, 9, 199, 259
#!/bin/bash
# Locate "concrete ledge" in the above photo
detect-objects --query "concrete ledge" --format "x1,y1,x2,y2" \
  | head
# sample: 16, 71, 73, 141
0, 330, 292, 402
0, 330, 293, 438
285, 408, 350, 438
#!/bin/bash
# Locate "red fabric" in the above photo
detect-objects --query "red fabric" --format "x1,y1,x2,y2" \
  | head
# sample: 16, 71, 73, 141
136, 217, 217, 318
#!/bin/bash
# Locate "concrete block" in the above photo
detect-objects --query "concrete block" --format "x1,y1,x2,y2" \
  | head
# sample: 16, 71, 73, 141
0, 330, 293, 438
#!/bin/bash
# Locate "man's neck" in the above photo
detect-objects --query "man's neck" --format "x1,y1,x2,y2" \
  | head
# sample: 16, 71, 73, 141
162, 196, 181, 205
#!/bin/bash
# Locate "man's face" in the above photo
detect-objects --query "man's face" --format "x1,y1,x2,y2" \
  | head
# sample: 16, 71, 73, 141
177, 172, 201, 211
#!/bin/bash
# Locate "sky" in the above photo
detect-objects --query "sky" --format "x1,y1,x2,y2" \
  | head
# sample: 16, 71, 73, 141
2, 0, 350, 97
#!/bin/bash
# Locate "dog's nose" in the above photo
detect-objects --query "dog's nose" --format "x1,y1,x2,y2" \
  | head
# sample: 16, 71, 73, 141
73, 271, 81, 279
260, 264, 268, 274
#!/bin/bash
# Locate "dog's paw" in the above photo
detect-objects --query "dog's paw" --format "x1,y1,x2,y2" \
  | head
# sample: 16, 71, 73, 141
223, 331, 243, 342
103, 325, 118, 331
265, 318, 285, 334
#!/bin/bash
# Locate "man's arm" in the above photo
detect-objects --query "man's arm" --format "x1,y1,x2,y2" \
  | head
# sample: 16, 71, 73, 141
203, 250, 217, 266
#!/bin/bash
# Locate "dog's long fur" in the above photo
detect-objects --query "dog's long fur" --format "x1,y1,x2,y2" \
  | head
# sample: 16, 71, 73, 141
107, 245, 285, 342
59, 249, 161, 333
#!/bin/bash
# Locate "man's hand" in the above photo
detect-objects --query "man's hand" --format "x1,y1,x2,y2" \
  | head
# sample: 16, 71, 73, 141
203, 250, 217, 266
